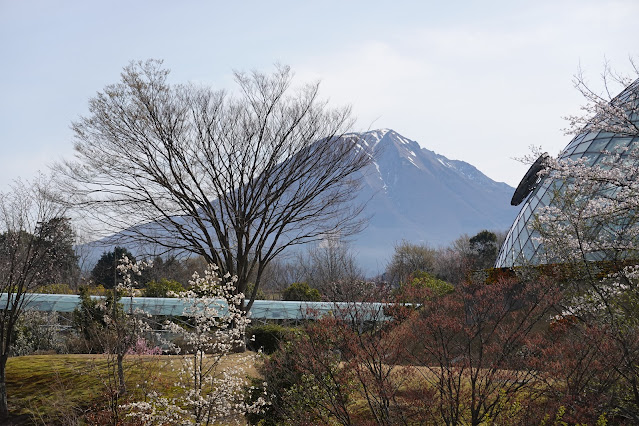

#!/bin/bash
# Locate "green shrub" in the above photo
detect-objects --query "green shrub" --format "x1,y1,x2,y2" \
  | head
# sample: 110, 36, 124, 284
282, 282, 321, 301
82, 284, 108, 296
409, 270, 454, 295
245, 282, 266, 300
246, 324, 296, 354
143, 279, 184, 297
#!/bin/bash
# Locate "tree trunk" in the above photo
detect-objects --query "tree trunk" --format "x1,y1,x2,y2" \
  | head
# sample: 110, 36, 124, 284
117, 353, 126, 395
0, 353, 8, 418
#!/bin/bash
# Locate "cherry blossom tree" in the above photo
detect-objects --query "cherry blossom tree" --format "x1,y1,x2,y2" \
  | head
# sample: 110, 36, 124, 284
563, 60, 639, 138
533, 63, 639, 421
125, 265, 267, 424
111, 256, 151, 395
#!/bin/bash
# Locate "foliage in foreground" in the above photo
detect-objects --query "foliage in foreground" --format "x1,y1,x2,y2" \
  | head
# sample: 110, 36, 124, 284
6, 265, 269, 424
256, 274, 639, 425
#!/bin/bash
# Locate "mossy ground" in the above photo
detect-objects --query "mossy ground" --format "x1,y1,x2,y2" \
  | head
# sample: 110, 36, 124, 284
4, 353, 260, 424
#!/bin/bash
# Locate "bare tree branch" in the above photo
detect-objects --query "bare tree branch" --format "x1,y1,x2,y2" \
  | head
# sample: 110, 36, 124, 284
0, 176, 69, 417
58, 60, 373, 310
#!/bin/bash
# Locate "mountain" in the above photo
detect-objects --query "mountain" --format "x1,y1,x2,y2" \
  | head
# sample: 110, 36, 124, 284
79, 129, 517, 276
347, 129, 516, 274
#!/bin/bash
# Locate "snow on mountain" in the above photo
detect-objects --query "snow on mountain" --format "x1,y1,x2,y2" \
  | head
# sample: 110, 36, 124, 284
79, 129, 517, 276
348, 129, 516, 274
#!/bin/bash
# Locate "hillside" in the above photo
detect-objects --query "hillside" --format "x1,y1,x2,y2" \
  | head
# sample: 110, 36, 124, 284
347, 129, 516, 273
80, 129, 517, 275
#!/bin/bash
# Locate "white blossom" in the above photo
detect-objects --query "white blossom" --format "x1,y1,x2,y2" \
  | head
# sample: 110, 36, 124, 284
124, 264, 268, 424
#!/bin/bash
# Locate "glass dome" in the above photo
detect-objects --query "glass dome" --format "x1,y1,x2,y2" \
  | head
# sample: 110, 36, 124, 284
496, 79, 639, 268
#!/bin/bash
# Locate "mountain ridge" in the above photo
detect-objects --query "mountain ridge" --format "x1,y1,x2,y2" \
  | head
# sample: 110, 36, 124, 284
80, 129, 517, 275
346, 129, 516, 273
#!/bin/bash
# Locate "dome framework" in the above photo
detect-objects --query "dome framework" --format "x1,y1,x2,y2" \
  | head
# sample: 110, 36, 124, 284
496, 79, 639, 268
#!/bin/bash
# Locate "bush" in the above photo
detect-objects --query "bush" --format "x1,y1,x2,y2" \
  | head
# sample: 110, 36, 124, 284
71, 285, 122, 353
11, 310, 68, 355
394, 270, 454, 303
82, 284, 108, 296
143, 278, 184, 297
245, 282, 266, 300
246, 324, 296, 354
282, 282, 321, 301
254, 324, 355, 425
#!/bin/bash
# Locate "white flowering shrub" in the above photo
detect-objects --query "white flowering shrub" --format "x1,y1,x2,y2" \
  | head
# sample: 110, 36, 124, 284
520, 64, 639, 421
110, 257, 153, 392
11, 310, 68, 356
125, 264, 268, 425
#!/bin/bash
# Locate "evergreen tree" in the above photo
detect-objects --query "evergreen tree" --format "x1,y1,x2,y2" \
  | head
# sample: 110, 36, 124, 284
91, 247, 135, 288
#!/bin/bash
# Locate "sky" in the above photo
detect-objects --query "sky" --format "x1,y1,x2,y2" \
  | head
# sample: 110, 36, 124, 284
1, 0, 638, 191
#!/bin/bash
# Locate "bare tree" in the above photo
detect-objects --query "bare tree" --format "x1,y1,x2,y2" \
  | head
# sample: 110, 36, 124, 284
432, 237, 473, 286
385, 240, 438, 286
0, 177, 68, 417
59, 60, 372, 311
257, 258, 307, 297
296, 237, 367, 301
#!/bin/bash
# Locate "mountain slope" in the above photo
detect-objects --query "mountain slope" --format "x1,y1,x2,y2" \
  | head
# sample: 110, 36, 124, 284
348, 129, 516, 273
79, 129, 517, 276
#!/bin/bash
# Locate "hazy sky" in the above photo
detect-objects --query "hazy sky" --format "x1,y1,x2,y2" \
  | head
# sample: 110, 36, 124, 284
1, 0, 638, 190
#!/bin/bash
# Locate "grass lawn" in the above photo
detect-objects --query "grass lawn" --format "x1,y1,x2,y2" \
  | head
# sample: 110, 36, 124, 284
5, 352, 261, 424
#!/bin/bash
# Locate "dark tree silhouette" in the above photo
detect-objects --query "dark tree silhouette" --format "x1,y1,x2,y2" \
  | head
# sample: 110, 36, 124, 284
59, 60, 372, 311
469, 230, 498, 269
90, 246, 136, 288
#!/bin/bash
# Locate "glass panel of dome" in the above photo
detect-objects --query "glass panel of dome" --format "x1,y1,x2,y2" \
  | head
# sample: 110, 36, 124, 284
496, 78, 639, 269
586, 138, 611, 153
537, 179, 551, 194
573, 142, 589, 154
582, 132, 598, 142
596, 132, 616, 139
573, 133, 586, 143
565, 135, 585, 150
585, 251, 604, 262
582, 152, 599, 166
530, 251, 540, 265
525, 197, 540, 213
529, 193, 541, 205
619, 155, 636, 167
605, 137, 632, 152
531, 236, 540, 249
568, 153, 582, 161
540, 187, 552, 206
522, 239, 535, 260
